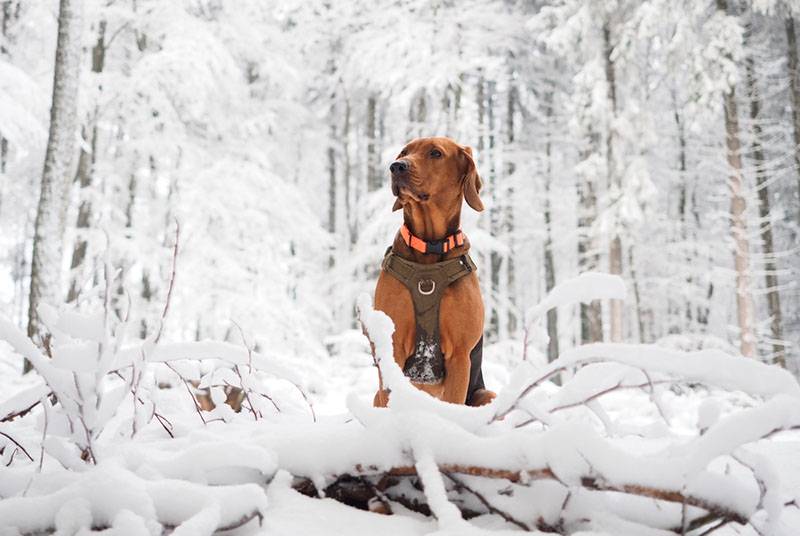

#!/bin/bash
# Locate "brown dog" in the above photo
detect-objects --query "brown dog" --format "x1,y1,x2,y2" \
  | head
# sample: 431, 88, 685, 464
373, 137, 495, 407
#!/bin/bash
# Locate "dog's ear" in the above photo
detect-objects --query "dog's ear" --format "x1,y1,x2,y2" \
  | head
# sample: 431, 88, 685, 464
392, 198, 403, 212
461, 146, 484, 212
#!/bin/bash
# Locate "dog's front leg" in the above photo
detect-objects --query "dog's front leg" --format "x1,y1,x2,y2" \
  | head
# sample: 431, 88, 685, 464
441, 349, 470, 404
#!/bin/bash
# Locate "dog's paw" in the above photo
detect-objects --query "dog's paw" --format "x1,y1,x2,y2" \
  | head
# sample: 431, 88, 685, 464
468, 388, 496, 407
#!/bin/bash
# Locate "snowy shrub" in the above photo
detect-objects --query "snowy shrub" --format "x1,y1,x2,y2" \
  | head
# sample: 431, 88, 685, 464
1, 274, 799, 535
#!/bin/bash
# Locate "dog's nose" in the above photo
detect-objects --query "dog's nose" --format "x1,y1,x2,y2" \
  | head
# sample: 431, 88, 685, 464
390, 160, 408, 174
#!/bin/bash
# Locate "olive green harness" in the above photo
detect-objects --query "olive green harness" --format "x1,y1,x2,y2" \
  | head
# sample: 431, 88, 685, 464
381, 249, 477, 384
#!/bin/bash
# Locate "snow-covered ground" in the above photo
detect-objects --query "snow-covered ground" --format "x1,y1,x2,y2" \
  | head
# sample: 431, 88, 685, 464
1, 283, 799, 535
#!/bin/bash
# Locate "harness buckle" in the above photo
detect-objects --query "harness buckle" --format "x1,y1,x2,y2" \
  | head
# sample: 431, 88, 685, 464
460, 255, 472, 273
426, 240, 445, 255
418, 279, 436, 295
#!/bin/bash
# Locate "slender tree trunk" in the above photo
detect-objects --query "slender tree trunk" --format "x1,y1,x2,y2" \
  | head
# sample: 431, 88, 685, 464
673, 96, 694, 332
543, 88, 559, 362
628, 246, 646, 343
716, 0, 756, 358
327, 116, 337, 267
454, 74, 464, 139
0, 0, 12, 55
486, 80, 504, 340
745, 49, 785, 367
0, 1, 11, 189
67, 19, 105, 303
26, 0, 83, 371
343, 98, 356, 245
366, 93, 380, 192
476, 74, 496, 340
505, 79, 518, 335
785, 16, 800, 225
603, 22, 624, 343
408, 90, 427, 139
577, 138, 603, 344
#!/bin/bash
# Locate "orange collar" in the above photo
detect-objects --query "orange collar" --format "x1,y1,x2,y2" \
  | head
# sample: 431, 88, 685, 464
399, 224, 465, 255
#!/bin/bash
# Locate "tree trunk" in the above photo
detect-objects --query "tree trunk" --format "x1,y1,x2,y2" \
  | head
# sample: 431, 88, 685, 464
26, 0, 83, 371
366, 93, 380, 192
745, 48, 785, 367
343, 98, 356, 245
543, 88, 558, 362
628, 246, 646, 343
486, 80, 504, 340
603, 22, 623, 343
327, 117, 337, 267
0, 0, 12, 55
716, 0, 756, 358
672, 95, 694, 333
785, 16, 800, 225
505, 79, 517, 336
67, 19, 105, 303
577, 155, 603, 344
476, 74, 496, 340
0, 0, 15, 218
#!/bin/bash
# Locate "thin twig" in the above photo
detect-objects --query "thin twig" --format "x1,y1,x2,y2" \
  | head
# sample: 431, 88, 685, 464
5, 447, 18, 466
154, 219, 180, 344
356, 306, 384, 394
231, 321, 260, 420
443, 472, 530, 530
0, 431, 34, 462
696, 519, 729, 536
112, 369, 174, 438
640, 368, 670, 425
492, 365, 567, 422
257, 392, 282, 413
1, 397, 45, 423
166, 362, 207, 425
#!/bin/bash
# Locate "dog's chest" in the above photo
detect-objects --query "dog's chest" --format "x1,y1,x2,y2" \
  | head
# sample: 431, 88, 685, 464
381, 250, 477, 385
404, 326, 445, 384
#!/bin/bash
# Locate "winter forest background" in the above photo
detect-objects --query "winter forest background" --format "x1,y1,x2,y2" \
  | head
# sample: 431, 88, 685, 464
2, 0, 800, 534
3, 0, 800, 372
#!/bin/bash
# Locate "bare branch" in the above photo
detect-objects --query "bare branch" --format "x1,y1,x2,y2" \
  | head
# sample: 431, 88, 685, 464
341, 463, 747, 525
443, 472, 530, 530
356, 305, 384, 394
0, 430, 34, 462
1, 397, 46, 423
166, 362, 207, 425
154, 219, 180, 344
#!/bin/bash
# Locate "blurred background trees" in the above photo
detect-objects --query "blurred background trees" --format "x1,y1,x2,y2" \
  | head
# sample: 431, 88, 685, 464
0, 0, 798, 372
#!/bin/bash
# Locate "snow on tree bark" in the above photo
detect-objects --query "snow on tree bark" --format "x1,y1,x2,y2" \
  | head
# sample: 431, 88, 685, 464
716, 0, 756, 359
542, 86, 559, 363
67, 19, 105, 304
603, 22, 624, 344
26, 0, 83, 369
745, 39, 786, 367
786, 15, 800, 225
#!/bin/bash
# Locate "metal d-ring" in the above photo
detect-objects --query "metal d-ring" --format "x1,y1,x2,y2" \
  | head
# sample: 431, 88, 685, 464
417, 279, 435, 295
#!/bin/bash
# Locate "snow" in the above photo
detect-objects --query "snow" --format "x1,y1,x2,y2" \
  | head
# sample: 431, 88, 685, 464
524, 272, 627, 324
3, 280, 799, 534
0, 3, 797, 535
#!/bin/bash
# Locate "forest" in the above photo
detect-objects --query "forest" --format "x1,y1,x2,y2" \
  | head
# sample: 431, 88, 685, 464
1, 0, 800, 534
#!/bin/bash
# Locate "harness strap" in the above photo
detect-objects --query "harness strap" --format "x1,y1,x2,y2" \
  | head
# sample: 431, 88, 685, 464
400, 224, 465, 255
381, 249, 477, 384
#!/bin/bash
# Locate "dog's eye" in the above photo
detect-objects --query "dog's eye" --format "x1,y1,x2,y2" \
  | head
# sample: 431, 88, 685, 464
399, 149, 408, 157
429, 149, 442, 158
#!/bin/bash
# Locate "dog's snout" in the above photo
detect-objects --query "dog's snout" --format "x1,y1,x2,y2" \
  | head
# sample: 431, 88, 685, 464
390, 160, 408, 174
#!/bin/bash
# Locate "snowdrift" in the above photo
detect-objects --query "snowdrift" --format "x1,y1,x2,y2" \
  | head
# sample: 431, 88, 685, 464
1, 275, 799, 535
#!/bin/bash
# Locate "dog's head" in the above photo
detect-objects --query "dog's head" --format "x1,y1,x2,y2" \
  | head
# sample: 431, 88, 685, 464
389, 137, 484, 213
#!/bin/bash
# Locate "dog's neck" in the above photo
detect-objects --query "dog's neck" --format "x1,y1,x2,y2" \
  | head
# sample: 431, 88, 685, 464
394, 196, 470, 264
